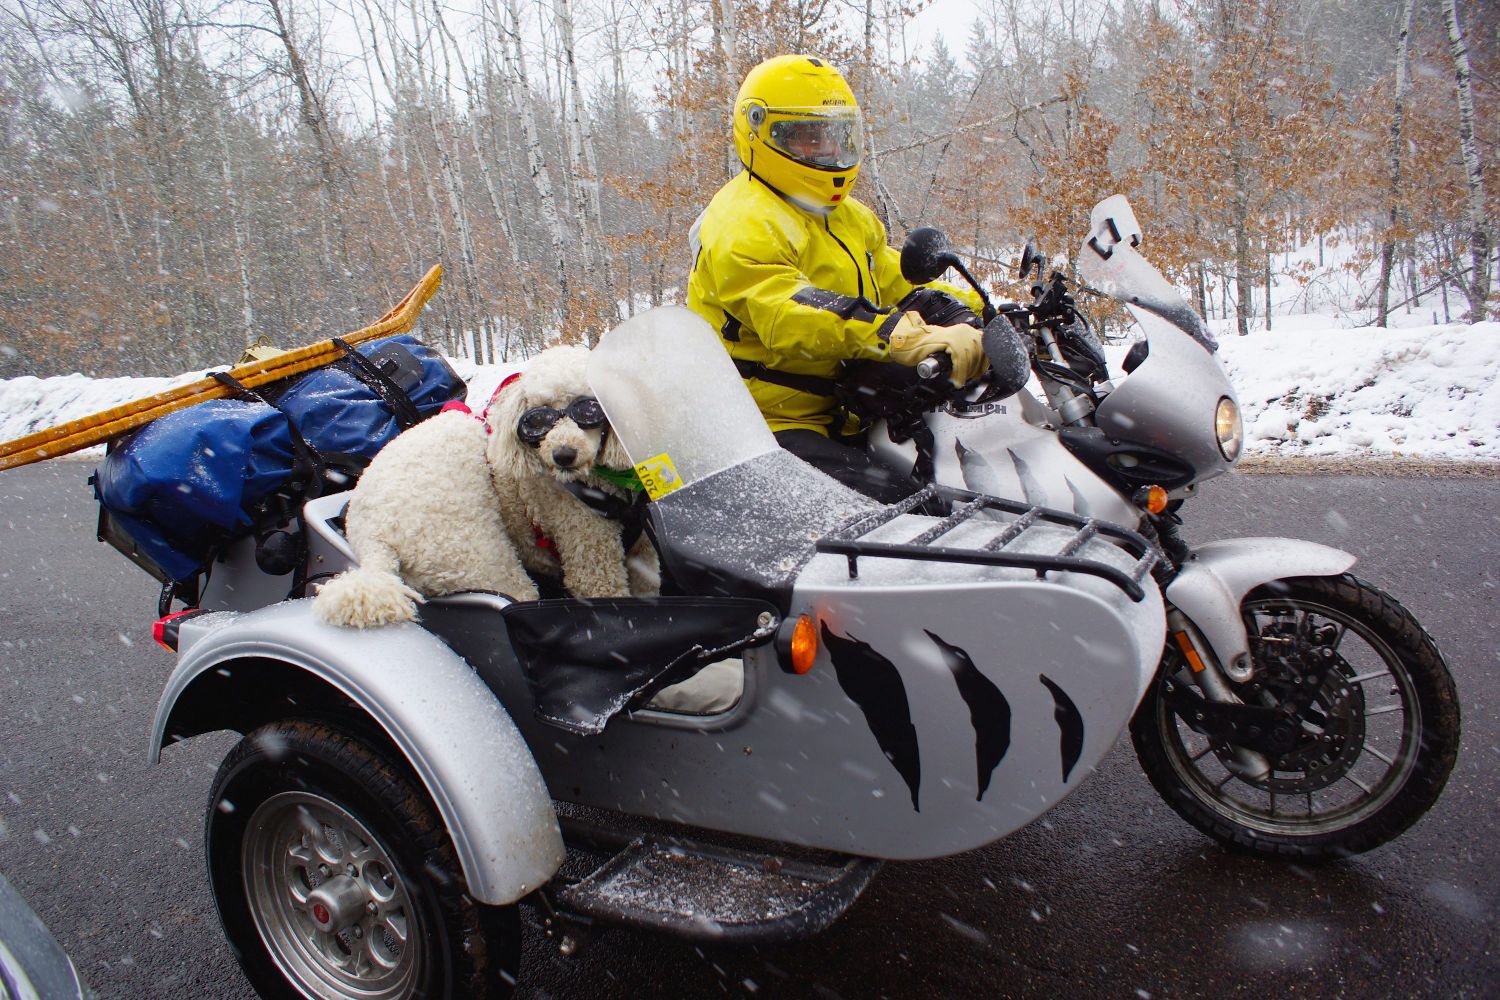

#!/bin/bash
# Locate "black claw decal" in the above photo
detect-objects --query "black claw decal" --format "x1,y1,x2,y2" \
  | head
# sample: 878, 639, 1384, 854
1039, 674, 1084, 783
821, 623, 922, 811
1065, 475, 1090, 517
1008, 448, 1044, 507
925, 630, 1010, 801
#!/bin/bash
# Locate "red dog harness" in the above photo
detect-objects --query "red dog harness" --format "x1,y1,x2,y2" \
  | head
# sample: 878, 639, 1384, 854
440, 371, 521, 429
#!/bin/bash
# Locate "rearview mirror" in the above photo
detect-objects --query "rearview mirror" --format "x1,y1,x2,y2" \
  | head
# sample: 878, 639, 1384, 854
982, 315, 1030, 399
900, 227, 958, 285
1017, 240, 1041, 280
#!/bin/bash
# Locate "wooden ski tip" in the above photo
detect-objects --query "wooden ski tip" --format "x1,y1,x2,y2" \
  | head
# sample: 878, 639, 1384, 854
0, 265, 444, 471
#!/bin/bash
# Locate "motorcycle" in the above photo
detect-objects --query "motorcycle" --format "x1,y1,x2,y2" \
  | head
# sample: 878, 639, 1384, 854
868, 194, 1460, 860
130, 197, 1457, 999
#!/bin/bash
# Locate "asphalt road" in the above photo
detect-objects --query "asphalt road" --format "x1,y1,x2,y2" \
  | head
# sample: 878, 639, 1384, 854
0, 460, 1495, 999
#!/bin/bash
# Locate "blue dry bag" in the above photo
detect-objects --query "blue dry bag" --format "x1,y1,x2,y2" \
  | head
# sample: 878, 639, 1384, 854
94, 334, 464, 586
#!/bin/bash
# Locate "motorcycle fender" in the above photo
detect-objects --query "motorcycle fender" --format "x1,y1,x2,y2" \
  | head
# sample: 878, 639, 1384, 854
149, 599, 565, 905
1166, 537, 1357, 674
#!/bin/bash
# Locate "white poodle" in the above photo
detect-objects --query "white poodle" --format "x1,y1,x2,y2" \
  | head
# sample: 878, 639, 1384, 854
315, 344, 657, 629
484, 344, 660, 601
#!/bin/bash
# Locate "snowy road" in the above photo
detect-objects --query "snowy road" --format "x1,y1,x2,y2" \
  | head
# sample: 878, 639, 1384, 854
0, 461, 1495, 999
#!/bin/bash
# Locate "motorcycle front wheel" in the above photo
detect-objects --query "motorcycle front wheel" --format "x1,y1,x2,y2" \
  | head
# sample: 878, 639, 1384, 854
205, 720, 521, 999
1131, 574, 1460, 860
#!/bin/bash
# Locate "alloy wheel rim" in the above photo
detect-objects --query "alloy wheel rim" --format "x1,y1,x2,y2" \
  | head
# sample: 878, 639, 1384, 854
242, 791, 423, 1000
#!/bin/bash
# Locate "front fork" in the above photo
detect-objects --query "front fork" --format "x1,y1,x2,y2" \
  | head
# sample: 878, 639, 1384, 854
1150, 514, 1273, 782
1164, 608, 1273, 782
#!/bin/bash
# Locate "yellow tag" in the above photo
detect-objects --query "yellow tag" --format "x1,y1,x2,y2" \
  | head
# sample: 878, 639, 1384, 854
634, 453, 684, 500
237, 342, 289, 366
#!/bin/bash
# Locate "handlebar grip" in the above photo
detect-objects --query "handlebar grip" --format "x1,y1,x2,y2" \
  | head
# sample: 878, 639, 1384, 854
916, 352, 952, 381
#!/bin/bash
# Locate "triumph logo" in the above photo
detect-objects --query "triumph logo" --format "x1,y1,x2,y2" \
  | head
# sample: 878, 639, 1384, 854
944, 401, 1007, 418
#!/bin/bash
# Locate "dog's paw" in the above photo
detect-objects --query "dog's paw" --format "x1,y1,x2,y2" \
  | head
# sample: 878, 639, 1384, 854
313, 568, 425, 628
627, 551, 662, 597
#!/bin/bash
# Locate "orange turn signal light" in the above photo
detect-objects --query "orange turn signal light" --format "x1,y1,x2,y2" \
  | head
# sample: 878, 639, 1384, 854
790, 615, 818, 674
1137, 484, 1168, 514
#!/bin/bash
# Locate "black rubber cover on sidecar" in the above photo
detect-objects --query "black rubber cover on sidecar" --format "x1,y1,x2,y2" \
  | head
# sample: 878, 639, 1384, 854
647, 450, 878, 609
501, 596, 777, 735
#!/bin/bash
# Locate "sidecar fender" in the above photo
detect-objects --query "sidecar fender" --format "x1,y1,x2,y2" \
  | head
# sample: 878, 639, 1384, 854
149, 598, 564, 905
1166, 537, 1356, 674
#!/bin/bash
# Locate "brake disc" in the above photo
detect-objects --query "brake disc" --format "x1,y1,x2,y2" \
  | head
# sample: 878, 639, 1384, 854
1215, 643, 1368, 793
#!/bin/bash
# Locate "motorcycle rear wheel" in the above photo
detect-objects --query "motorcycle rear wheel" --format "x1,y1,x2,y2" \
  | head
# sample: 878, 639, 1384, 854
1131, 574, 1459, 860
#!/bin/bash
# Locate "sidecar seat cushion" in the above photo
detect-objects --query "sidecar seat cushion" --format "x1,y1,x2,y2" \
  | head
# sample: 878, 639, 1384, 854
648, 449, 878, 609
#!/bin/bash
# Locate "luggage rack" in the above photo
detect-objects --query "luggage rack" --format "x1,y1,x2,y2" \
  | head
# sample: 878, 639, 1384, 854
816, 485, 1159, 602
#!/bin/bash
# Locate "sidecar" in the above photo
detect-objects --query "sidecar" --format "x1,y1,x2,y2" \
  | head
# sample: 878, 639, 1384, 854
147, 308, 1165, 997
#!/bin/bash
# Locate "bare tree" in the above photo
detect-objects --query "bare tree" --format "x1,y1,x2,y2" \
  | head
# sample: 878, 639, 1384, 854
1375, 0, 1415, 328
495, 0, 573, 339
554, 0, 617, 342
1440, 0, 1492, 321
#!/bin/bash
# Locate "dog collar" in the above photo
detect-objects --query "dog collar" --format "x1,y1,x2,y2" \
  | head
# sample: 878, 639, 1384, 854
440, 371, 523, 433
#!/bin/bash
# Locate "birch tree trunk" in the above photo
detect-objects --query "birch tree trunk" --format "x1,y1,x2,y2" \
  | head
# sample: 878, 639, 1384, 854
435, 2, 526, 361
389, 0, 462, 348
217, 105, 255, 345
554, 0, 617, 342
264, 0, 336, 189
1376, 0, 1415, 328
428, 5, 492, 363
496, 0, 572, 339
1440, 0, 1492, 321
355, 4, 421, 277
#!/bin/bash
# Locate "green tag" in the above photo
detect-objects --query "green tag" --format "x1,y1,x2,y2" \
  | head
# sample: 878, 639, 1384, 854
593, 465, 645, 494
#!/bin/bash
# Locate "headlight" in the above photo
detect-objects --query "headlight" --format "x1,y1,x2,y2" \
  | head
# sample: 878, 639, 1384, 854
1215, 396, 1243, 461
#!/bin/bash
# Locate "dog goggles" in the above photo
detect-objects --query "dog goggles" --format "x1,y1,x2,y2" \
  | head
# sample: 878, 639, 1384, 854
516, 397, 607, 447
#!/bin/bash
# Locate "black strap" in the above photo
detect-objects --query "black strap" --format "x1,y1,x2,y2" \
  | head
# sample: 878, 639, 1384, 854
731, 357, 840, 398
210, 371, 327, 497
884, 411, 937, 485
791, 286, 887, 325
561, 481, 647, 551
331, 337, 423, 429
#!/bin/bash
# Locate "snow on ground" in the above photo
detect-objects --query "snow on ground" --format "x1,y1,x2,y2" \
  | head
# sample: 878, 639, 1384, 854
1, 315, 1496, 464
1213, 321, 1500, 461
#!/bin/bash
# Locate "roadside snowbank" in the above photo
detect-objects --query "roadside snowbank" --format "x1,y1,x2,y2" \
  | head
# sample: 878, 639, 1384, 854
1213, 321, 1500, 461
1, 318, 1495, 463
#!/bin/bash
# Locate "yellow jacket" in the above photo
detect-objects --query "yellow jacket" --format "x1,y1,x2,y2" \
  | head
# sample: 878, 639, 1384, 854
687, 171, 981, 435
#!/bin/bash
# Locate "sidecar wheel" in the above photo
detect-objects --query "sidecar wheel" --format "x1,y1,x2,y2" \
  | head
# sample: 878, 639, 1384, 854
205, 720, 520, 999
1132, 574, 1459, 860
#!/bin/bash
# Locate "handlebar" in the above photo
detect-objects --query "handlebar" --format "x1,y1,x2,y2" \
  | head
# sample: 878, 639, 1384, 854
916, 352, 952, 381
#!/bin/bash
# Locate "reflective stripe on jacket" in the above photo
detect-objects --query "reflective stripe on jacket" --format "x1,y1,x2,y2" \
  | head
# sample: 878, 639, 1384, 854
687, 171, 981, 435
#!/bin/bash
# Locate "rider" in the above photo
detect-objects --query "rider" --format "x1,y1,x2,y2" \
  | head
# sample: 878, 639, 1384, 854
687, 54, 988, 502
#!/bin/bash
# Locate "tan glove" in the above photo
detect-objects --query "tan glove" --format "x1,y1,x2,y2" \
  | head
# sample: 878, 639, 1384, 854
886, 312, 987, 386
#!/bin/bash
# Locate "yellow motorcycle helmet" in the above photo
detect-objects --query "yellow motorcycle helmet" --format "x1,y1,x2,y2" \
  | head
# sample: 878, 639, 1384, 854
732, 55, 862, 214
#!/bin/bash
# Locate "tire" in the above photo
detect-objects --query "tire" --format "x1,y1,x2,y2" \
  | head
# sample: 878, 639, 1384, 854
1132, 574, 1460, 860
205, 720, 521, 999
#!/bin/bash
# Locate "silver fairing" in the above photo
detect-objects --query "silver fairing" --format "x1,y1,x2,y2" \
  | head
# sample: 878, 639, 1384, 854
1090, 310, 1237, 483
1080, 196, 1239, 483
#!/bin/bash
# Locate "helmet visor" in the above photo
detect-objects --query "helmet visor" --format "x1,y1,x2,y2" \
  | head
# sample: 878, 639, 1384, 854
763, 107, 863, 170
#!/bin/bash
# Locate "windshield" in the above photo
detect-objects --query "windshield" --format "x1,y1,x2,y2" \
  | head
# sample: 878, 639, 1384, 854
587, 307, 778, 496
1080, 196, 1236, 480
1077, 195, 1217, 353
